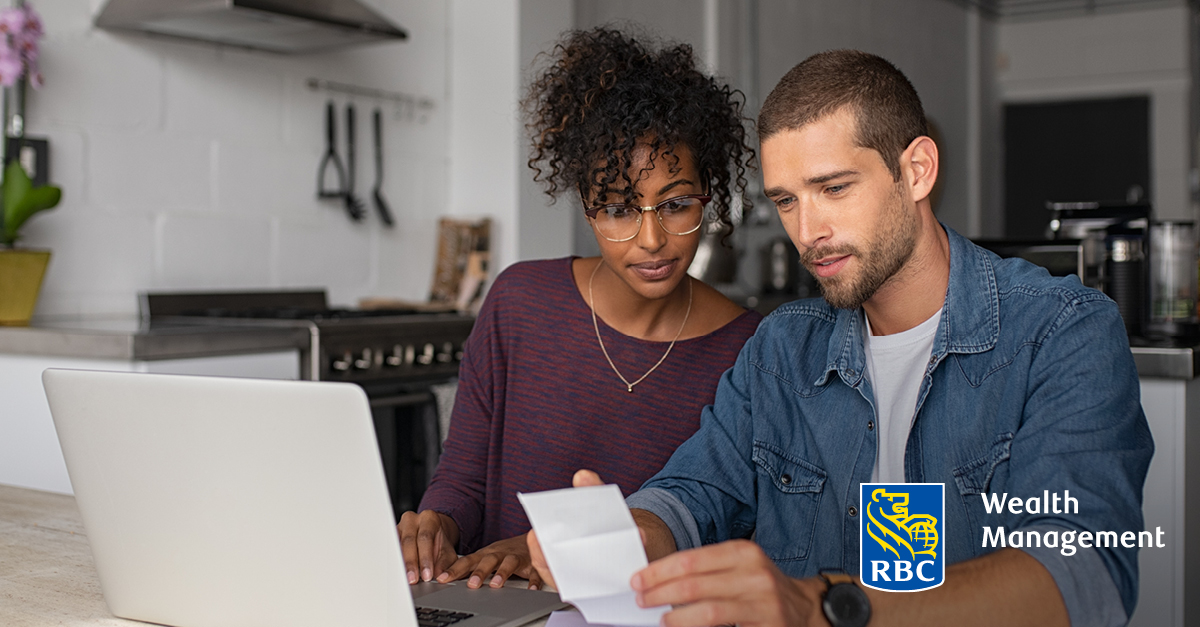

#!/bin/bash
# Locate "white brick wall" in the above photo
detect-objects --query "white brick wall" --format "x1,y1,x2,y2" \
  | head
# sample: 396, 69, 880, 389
18, 0, 450, 316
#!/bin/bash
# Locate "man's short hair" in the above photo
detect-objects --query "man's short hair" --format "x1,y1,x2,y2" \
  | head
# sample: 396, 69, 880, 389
758, 49, 927, 181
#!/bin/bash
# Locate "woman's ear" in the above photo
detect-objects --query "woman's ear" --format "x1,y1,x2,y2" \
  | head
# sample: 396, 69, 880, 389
901, 136, 938, 205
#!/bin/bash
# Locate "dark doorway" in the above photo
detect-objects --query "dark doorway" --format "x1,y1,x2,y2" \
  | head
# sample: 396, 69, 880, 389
1003, 96, 1151, 239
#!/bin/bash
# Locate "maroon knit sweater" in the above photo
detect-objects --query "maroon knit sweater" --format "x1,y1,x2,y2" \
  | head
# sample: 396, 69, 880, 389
418, 257, 762, 553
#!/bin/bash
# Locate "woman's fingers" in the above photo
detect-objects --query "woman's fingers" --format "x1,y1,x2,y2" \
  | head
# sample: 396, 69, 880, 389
467, 552, 503, 588
415, 512, 447, 582
397, 512, 422, 584
438, 553, 481, 584
527, 565, 544, 590
489, 554, 522, 588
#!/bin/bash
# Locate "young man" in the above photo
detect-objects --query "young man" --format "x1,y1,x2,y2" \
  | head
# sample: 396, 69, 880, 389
530, 50, 1152, 627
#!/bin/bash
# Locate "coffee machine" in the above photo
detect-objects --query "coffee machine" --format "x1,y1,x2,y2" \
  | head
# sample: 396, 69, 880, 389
1046, 202, 1197, 342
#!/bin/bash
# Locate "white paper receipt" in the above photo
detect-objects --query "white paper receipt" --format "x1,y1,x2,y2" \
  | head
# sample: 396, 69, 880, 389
518, 485, 669, 626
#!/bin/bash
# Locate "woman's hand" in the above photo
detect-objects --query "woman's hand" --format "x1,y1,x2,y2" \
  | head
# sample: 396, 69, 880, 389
438, 534, 543, 589
397, 510, 459, 584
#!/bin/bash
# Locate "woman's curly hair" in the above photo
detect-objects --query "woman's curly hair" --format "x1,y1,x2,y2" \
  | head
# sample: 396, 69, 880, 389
523, 27, 755, 234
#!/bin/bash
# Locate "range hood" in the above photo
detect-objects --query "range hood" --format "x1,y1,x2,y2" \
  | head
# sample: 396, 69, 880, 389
95, 0, 407, 54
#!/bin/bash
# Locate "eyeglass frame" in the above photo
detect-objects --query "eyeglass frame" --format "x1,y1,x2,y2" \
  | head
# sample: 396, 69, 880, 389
581, 193, 713, 242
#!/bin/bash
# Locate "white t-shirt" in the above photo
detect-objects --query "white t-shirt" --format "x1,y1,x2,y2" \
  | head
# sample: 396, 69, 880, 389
863, 308, 943, 484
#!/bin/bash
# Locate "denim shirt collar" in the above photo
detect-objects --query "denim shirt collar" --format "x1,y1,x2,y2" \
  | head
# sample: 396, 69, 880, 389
817, 224, 999, 387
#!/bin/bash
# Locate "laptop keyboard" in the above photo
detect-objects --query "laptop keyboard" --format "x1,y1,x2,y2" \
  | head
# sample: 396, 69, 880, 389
415, 606, 475, 627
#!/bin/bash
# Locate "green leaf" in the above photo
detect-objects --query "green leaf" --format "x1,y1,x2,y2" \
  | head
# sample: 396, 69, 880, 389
2, 160, 61, 245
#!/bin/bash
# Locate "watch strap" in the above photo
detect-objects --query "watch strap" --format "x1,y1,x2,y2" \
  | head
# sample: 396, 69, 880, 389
821, 572, 855, 587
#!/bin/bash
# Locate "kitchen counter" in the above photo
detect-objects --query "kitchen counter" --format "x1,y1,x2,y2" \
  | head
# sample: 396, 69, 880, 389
1130, 345, 1199, 380
740, 293, 1200, 381
0, 316, 311, 361
0, 318, 308, 495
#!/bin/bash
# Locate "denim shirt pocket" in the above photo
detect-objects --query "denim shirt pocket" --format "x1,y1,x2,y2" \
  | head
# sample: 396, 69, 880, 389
752, 442, 827, 562
952, 433, 1014, 532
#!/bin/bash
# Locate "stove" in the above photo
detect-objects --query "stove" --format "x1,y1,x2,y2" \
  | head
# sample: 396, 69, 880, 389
142, 290, 475, 385
141, 289, 476, 515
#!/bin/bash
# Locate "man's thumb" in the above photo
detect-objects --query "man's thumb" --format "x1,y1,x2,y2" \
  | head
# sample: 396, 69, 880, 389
572, 469, 603, 487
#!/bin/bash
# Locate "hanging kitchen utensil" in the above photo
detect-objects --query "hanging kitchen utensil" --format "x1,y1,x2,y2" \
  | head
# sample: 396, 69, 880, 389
316, 101, 346, 199
343, 103, 366, 221
372, 108, 395, 227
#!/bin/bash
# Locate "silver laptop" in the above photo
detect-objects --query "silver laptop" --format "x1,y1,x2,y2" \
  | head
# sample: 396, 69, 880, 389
43, 369, 567, 627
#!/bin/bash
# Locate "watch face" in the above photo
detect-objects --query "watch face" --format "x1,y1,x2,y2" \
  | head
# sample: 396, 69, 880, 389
823, 583, 871, 627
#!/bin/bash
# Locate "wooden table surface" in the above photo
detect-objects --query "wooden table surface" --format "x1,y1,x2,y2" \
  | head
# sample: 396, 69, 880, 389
0, 483, 138, 626
0, 483, 557, 627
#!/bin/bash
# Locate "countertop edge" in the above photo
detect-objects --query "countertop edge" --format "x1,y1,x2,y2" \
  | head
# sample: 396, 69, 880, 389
1130, 346, 1195, 380
0, 326, 309, 361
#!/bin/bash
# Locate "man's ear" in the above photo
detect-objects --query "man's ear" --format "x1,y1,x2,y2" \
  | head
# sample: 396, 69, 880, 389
901, 136, 938, 204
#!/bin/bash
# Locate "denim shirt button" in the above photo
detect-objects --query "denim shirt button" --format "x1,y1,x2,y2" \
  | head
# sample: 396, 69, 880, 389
929, 355, 937, 365
780, 473, 792, 485
867, 421, 874, 431
848, 505, 858, 517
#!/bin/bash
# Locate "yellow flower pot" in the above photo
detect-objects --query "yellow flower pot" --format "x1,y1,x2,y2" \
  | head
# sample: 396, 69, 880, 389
0, 249, 50, 326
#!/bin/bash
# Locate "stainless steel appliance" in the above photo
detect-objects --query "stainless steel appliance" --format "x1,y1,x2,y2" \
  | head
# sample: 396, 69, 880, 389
973, 240, 1086, 281
142, 289, 475, 516
1148, 221, 1200, 340
760, 236, 815, 297
1106, 231, 1146, 337
95, 0, 407, 54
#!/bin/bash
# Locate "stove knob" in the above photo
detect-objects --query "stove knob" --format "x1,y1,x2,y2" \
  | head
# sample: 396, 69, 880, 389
454, 347, 464, 362
405, 344, 416, 365
354, 348, 374, 370
436, 341, 454, 363
331, 351, 353, 372
385, 344, 403, 367
417, 343, 435, 365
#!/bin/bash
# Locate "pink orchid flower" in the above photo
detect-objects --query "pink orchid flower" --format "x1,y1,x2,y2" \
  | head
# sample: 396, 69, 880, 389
22, 6, 41, 37
0, 44, 23, 87
0, 8, 25, 35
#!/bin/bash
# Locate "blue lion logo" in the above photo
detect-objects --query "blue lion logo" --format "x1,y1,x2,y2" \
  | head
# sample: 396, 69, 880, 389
865, 489, 939, 561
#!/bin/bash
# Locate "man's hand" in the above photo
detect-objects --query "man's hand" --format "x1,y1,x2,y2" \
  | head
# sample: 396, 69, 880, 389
631, 539, 829, 627
527, 469, 605, 589
437, 533, 544, 589
397, 510, 459, 584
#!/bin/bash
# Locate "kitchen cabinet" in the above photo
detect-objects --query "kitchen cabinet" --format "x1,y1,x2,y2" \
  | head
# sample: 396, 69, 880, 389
0, 318, 305, 494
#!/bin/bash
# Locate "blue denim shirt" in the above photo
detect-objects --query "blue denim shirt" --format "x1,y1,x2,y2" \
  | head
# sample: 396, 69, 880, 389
628, 226, 1153, 624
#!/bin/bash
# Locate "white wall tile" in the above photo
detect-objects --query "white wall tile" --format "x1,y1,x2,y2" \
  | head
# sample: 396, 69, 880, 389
163, 46, 287, 145
276, 211, 374, 306
31, 31, 165, 133
14, 0, 450, 316
157, 212, 272, 289
28, 210, 156, 317
88, 131, 212, 212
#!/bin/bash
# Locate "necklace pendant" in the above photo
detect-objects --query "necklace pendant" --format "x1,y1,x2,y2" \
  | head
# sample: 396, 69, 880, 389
627, 384, 634, 393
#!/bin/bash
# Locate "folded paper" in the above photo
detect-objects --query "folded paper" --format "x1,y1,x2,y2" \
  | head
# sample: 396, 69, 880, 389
518, 485, 669, 626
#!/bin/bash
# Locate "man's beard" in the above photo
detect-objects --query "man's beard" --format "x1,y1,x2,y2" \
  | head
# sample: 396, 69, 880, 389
801, 186, 919, 310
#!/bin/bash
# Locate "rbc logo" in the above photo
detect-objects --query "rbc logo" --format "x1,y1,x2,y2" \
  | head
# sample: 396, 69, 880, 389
860, 483, 945, 592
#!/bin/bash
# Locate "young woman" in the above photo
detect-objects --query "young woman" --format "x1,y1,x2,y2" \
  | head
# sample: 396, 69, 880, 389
398, 27, 761, 590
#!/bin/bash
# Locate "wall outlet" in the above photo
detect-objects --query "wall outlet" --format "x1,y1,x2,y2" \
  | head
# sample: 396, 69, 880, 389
5, 136, 49, 187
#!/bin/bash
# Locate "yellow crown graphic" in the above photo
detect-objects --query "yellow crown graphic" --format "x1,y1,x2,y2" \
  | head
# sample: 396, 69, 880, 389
866, 489, 939, 561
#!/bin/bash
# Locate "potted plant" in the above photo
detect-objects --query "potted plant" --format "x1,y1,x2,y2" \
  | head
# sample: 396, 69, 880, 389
0, 1, 60, 326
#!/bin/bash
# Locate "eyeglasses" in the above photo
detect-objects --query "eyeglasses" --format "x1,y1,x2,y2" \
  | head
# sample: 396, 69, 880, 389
583, 194, 711, 242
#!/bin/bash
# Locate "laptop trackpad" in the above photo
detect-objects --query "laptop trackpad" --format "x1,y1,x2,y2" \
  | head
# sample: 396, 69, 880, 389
411, 581, 566, 620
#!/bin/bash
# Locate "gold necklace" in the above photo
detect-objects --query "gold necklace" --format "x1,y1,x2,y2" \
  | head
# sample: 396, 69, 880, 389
588, 260, 693, 393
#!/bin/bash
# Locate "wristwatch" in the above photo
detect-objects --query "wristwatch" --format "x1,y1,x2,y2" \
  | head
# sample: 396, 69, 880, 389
820, 571, 871, 627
